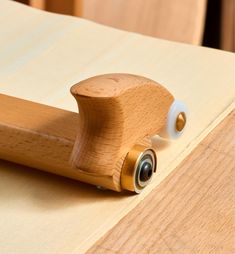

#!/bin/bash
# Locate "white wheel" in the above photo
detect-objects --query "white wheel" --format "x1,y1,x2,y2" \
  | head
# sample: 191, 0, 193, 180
164, 100, 188, 139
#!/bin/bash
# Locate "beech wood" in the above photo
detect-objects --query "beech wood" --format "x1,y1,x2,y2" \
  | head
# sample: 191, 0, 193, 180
0, 74, 174, 191
70, 74, 173, 177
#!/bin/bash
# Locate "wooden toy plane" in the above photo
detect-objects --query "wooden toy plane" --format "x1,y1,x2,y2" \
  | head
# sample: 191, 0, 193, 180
0, 73, 187, 193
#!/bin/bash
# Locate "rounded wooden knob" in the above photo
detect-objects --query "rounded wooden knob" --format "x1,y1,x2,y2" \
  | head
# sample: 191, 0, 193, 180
70, 73, 175, 192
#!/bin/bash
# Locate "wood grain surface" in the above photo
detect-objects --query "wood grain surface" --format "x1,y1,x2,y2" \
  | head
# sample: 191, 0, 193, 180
0, 74, 174, 192
0, 2, 234, 254
71, 73, 173, 178
88, 110, 235, 254
0, 94, 117, 191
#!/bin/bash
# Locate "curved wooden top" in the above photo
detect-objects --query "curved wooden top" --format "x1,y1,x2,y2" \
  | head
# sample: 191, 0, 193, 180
71, 73, 160, 98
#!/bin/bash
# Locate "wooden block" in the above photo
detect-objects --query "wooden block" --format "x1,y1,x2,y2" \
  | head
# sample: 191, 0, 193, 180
0, 74, 177, 192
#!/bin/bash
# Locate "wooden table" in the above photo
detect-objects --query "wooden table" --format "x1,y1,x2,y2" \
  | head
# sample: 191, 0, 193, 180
88, 111, 235, 253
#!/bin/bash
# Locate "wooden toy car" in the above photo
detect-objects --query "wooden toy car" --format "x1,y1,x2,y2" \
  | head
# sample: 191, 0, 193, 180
0, 73, 187, 193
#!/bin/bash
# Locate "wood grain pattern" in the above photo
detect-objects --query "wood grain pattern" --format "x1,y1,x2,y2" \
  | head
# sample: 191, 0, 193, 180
0, 74, 175, 192
0, 2, 234, 254
87, 110, 235, 254
71, 73, 173, 177
0, 94, 117, 191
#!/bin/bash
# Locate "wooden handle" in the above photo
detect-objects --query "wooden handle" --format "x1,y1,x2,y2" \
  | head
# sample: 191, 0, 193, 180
70, 74, 174, 176
0, 74, 175, 192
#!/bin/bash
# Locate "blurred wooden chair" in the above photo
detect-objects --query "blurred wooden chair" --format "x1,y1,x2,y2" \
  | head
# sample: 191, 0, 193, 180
27, 0, 207, 45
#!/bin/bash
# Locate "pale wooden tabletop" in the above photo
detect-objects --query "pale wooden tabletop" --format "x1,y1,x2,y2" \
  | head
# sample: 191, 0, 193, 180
87, 110, 235, 253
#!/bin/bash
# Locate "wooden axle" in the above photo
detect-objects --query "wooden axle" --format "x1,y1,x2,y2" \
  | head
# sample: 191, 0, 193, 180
0, 74, 186, 193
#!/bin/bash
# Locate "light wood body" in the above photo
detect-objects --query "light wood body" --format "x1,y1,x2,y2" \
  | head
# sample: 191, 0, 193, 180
71, 74, 173, 177
0, 74, 173, 191
0, 94, 116, 190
